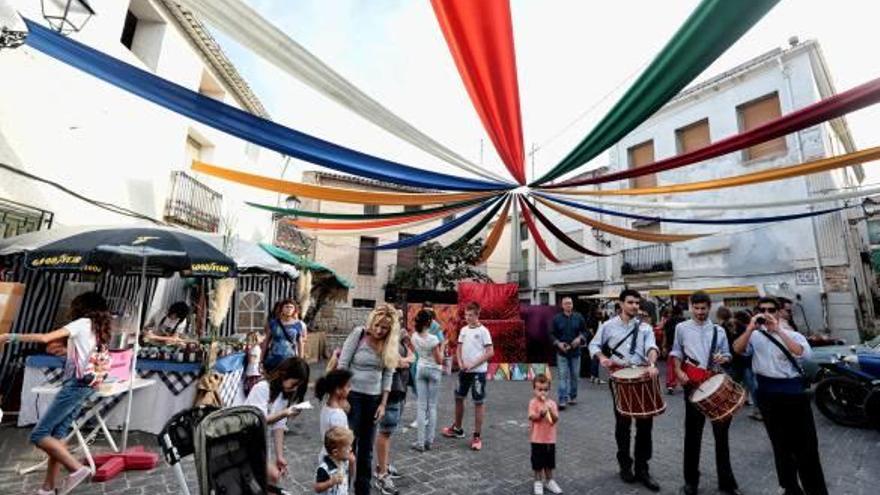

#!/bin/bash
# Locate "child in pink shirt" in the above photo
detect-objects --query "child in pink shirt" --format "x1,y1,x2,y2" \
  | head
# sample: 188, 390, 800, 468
528, 374, 561, 495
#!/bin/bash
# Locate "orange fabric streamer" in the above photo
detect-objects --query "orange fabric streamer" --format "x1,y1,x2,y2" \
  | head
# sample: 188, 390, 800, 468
192, 161, 499, 205
548, 146, 880, 196
478, 196, 511, 264
534, 196, 707, 243
286, 201, 483, 230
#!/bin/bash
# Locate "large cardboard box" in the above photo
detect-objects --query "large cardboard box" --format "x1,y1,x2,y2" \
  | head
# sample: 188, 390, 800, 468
0, 282, 25, 335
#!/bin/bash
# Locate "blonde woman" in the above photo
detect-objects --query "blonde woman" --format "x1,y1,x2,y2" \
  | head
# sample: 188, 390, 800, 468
337, 304, 400, 495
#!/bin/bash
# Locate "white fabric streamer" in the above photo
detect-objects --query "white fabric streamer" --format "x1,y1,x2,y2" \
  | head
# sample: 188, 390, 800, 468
549, 185, 880, 211
176, 0, 511, 184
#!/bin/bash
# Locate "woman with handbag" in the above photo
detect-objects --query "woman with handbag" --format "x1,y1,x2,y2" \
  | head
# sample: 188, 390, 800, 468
263, 299, 306, 372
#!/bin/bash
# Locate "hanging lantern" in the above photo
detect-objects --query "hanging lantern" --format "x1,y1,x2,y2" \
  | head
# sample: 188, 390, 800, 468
41, 0, 94, 35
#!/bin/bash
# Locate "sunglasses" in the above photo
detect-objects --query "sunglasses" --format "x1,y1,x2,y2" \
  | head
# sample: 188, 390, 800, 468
758, 306, 778, 314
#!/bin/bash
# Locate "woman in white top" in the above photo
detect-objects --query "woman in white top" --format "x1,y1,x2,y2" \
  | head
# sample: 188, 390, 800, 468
244, 356, 310, 486
410, 309, 444, 451
0, 291, 111, 495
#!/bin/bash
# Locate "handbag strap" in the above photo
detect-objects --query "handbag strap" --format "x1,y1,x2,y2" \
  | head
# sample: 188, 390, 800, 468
758, 329, 806, 377
706, 325, 719, 366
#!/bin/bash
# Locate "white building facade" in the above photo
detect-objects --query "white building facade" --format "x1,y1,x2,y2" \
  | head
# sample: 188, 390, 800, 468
525, 40, 874, 343
0, 0, 284, 242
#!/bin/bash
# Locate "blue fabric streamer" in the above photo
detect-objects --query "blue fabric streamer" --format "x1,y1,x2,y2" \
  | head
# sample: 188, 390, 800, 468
372, 195, 503, 250
23, 20, 509, 192
535, 193, 846, 225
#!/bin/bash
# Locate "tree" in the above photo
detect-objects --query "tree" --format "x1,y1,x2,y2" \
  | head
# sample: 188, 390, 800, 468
389, 240, 491, 292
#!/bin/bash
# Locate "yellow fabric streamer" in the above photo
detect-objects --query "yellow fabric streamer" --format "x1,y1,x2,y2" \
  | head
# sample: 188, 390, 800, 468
192, 161, 499, 205
534, 197, 706, 243
478, 196, 511, 263
548, 146, 880, 196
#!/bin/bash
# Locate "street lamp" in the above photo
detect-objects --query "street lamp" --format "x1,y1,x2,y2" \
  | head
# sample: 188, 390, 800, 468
41, 0, 94, 35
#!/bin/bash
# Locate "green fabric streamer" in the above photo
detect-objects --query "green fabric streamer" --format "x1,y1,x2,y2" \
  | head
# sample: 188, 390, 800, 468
259, 243, 353, 288
446, 195, 509, 249
246, 196, 488, 220
534, 0, 779, 185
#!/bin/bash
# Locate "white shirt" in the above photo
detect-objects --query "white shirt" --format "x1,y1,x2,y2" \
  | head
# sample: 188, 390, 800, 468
319, 405, 348, 460
458, 324, 493, 373
745, 328, 812, 379
64, 318, 95, 380
588, 316, 658, 367
244, 380, 289, 456
669, 319, 731, 369
245, 345, 262, 377
412, 332, 442, 370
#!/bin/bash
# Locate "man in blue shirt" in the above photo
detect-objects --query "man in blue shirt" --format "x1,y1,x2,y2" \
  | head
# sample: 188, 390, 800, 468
550, 296, 589, 409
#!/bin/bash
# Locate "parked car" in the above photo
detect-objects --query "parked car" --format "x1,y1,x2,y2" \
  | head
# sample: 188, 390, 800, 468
803, 335, 880, 383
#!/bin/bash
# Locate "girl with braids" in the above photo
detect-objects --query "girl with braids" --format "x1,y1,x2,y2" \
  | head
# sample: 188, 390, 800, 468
337, 303, 400, 495
0, 291, 112, 495
244, 356, 310, 486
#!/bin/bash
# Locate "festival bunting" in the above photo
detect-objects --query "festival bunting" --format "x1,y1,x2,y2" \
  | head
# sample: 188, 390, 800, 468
246, 196, 489, 220
517, 196, 560, 263
23, 19, 509, 192
448, 195, 510, 248
175, 0, 511, 184
285, 198, 492, 230
537, 193, 848, 225
533, 196, 707, 242
432, 0, 526, 184
550, 146, 880, 196
547, 76, 880, 188
478, 198, 512, 264
373, 196, 504, 250
534, 0, 779, 185
519, 197, 608, 257
191, 162, 497, 205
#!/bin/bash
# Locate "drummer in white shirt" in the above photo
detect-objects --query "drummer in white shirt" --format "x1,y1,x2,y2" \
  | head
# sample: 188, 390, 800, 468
669, 291, 741, 495
732, 297, 827, 495
588, 289, 660, 492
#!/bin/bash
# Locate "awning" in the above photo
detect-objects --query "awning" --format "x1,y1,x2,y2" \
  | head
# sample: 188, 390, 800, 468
259, 243, 353, 289
649, 286, 759, 297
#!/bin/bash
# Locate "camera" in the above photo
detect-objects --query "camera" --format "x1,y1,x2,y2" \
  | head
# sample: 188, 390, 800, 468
755, 316, 766, 326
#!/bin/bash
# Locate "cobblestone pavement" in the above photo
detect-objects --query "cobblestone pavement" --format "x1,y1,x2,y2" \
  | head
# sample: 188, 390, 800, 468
2, 370, 879, 495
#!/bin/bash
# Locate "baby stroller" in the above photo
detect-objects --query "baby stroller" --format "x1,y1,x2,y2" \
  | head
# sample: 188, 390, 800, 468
158, 405, 290, 495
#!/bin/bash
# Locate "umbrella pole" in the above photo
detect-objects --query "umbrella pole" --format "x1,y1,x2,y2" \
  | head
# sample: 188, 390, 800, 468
121, 252, 148, 451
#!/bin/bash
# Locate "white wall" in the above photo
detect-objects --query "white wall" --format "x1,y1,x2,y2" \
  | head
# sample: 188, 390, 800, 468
0, 0, 282, 242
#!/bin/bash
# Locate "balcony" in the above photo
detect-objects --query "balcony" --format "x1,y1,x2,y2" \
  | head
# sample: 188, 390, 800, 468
164, 171, 222, 232
622, 244, 672, 275
0, 198, 53, 239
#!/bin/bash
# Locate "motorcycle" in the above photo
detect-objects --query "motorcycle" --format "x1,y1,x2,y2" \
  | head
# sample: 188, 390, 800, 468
814, 352, 880, 429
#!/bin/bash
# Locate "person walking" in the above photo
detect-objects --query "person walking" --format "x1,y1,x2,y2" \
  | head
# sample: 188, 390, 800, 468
411, 309, 443, 452
264, 299, 307, 371
550, 297, 589, 409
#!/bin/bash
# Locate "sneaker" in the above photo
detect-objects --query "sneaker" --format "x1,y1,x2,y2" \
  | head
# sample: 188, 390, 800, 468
410, 442, 426, 452
533, 481, 544, 495
373, 473, 399, 495
567, 399, 577, 406
470, 436, 482, 451
409, 420, 418, 429
425, 442, 433, 451
596, 379, 606, 385
35, 489, 56, 495
387, 464, 402, 479
545, 479, 563, 494
442, 425, 465, 438
749, 411, 763, 422
558, 402, 567, 410
59, 466, 91, 495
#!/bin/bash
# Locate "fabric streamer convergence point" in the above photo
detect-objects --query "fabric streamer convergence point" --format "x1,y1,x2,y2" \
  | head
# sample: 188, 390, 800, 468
22, 19, 510, 192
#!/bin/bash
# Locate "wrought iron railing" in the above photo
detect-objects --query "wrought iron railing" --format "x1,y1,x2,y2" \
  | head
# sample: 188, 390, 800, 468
621, 244, 672, 275
0, 198, 53, 239
164, 171, 222, 232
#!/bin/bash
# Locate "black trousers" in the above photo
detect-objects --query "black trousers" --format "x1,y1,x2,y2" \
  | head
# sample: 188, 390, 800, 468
683, 389, 737, 490
610, 382, 653, 472
757, 390, 828, 495
348, 391, 381, 495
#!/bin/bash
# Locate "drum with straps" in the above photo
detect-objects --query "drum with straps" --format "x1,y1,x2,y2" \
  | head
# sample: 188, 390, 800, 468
610, 366, 666, 418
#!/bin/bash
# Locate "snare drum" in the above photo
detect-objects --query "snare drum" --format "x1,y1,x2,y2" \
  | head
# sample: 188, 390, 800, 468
610, 366, 666, 418
689, 374, 746, 423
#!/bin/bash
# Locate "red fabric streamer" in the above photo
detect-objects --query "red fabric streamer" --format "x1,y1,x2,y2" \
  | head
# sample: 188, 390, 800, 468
517, 196, 559, 263
432, 0, 526, 184
545, 76, 880, 188
521, 196, 609, 257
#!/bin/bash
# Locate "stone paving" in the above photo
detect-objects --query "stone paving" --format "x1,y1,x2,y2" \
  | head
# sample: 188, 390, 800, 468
2, 369, 879, 495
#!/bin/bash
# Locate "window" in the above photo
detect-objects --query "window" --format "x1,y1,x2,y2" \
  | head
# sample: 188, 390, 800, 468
0, 198, 53, 239
237, 291, 267, 334
738, 93, 786, 160
676, 119, 711, 154
185, 136, 203, 163
633, 221, 661, 234
119, 2, 166, 71
557, 229, 584, 263
539, 292, 550, 305
364, 204, 379, 215
352, 298, 376, 309
628, 140, 656, 189
358, 236, 378, 275
120, 10, 137, 50
868, 219, 880, 245
519, 221, 529, 241
397, 233, 417, 269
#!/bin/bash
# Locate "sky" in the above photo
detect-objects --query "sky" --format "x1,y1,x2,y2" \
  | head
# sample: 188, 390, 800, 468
209, 0, 880, 186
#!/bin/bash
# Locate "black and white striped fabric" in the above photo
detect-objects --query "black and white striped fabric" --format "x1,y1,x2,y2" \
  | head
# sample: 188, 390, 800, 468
218, 367, 244, 406
213, 274, 296, 337
138, 369, 199, 395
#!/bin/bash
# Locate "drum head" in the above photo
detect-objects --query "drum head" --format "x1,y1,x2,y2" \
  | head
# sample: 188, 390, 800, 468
612, 367, 648, 380
692, 374, 726, 401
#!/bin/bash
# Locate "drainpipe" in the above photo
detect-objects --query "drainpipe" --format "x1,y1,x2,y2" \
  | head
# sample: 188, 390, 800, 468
779, 55, 829, 331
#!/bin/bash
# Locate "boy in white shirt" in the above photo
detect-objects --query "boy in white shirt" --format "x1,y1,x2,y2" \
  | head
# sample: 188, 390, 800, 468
442, 302, 494, 451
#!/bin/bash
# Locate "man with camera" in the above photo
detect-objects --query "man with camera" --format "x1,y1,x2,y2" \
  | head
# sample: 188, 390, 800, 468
732, 297, 827, 495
